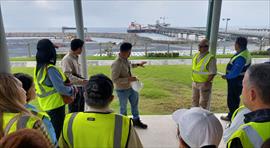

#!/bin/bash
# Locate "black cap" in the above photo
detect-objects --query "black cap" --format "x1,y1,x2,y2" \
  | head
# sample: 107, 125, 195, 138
85, 74, 113, 101
36, 39, 57, 65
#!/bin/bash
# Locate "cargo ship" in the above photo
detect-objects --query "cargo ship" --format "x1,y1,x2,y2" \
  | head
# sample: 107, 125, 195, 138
127, 22, 157, 33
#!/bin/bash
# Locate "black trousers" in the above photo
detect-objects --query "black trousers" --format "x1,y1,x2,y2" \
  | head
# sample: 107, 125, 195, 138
68, 87, 85, 113
227, 76, 244, 120
46, 105, 65, 140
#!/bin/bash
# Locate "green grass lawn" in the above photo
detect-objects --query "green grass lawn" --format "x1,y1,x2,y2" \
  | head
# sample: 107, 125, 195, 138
12, 64, 230, 115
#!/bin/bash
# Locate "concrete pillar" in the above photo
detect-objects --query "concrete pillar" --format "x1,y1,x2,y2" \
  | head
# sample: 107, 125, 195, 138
181, 33, 183, 38
206, 0, 214, 40
0, 4, 10, 73
73, 0, 88, 78
209, 0, 222, 56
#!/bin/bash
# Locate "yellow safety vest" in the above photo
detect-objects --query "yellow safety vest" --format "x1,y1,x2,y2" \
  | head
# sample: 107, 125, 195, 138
0, 112, 40, 138
61, 112, 131, 148
227, 50, 251, 75
231, 105, 246, 122
34, 64, 67, 111
192, 52, 214, 82
227, 120, 270, 148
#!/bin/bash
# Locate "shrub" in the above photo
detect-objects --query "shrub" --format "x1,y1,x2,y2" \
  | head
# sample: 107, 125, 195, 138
250, 50, 269, 55
146, 52, 179, 57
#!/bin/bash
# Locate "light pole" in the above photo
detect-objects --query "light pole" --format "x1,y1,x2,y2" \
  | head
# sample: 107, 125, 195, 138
159, 16, 168, 25
160, 17, 165, 24
222, 18, 230, 54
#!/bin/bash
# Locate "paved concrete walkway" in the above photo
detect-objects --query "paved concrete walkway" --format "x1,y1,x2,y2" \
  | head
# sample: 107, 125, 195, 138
135, 114, 228, 148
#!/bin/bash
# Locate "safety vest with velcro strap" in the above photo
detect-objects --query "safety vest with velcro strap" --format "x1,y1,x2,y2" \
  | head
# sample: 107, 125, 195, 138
192, 52, 214, 83
0, 112, 40, 138
61, 112, 131, 148
226, 49, 251, 76
227, 121, 270, 148
34, 64, 67, 111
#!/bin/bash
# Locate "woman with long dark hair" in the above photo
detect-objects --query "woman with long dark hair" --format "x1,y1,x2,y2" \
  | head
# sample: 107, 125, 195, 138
34, 39, 76, 140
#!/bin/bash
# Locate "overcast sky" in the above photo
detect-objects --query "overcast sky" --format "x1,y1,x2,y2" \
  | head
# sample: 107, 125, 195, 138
1, 0, 270, 31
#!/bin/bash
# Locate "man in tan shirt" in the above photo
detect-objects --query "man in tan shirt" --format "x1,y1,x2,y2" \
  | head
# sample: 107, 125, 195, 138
191, 39, 217, 110
111, 42, 148, 129
61, 39, 88, 112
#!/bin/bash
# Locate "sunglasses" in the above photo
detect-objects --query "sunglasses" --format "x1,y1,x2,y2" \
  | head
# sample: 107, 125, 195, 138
199, 45, 209, 48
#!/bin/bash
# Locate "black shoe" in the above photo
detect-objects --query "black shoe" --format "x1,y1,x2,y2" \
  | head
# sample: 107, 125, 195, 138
220, 115, 230, 122
132, 119, 148, 129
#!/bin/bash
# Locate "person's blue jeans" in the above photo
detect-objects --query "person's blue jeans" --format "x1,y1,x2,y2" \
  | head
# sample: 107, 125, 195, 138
116, 88, 140, 120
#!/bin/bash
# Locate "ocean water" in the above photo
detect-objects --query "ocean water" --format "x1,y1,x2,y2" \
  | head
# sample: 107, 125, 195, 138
6, 27, 127, 33
6, 27, 265, 57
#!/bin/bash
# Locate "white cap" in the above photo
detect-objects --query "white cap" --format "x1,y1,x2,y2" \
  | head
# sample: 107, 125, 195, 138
172, 107, 223, 147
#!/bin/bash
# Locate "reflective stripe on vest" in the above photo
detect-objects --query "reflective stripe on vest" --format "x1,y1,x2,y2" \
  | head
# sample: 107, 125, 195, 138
192, 52, 214, 82
2, 113, 39, 136
17, 115, 31, 130
114, 114, 123, 148
65, 113, 130, 148
4, 114, 20, 135
242, 125, 263, 148
68, 112, 78, 147
34, 64, 67, 111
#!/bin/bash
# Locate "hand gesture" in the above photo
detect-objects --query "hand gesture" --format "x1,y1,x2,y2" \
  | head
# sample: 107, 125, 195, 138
139, 61, 147, 67
80, 79, 88, 85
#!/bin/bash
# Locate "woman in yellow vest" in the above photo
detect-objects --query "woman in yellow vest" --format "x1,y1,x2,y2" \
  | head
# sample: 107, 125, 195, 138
0, 73, 52, 147
14, 73, 57, 145
34, 39, 77, 140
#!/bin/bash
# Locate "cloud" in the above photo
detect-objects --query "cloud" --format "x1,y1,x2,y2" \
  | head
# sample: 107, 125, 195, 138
1, 0, 269, 31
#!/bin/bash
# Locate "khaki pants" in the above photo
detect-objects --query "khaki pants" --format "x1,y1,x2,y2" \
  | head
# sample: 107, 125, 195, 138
192, 82, 212, 110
